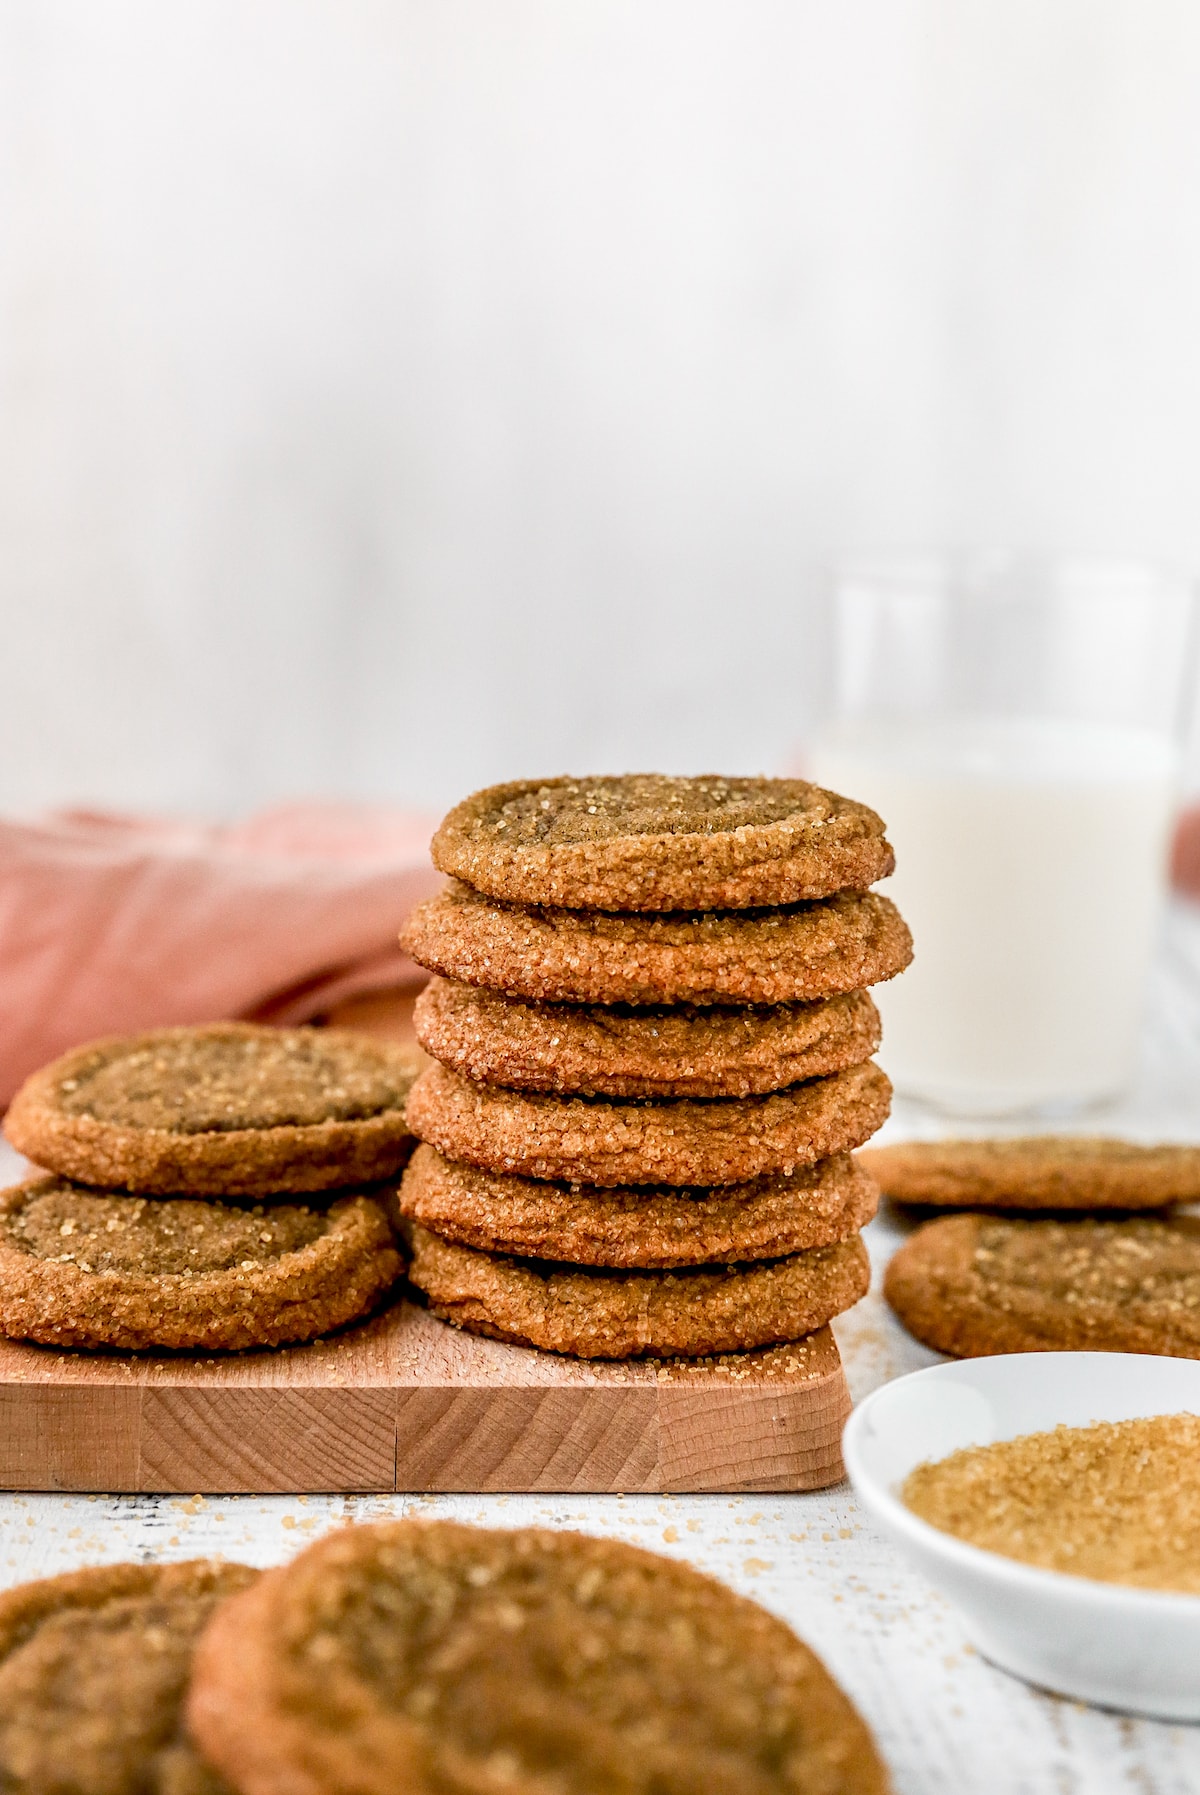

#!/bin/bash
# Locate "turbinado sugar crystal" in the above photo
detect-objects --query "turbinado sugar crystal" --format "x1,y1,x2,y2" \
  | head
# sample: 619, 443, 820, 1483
902, 1414, 1200, 1593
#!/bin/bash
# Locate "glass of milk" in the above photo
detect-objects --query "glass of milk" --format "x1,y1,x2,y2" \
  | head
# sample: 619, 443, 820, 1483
806, 555, 1197, 1117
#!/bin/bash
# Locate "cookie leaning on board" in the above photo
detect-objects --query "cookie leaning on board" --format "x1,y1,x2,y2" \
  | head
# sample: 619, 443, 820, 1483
400, 772, 911, 1359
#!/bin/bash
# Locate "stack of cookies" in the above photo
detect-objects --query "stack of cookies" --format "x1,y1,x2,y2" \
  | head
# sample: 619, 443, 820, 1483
0, 1022, 421, 1352
397, 774, 913, 1360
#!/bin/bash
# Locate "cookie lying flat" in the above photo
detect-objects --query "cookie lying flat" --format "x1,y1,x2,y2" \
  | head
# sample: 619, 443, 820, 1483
406, 1061, 891, 1188
431, 773, 894, 912
402, 882, 912, 1006
861, 1135, 1200, 1211
0, 1559, 255, 1795
189, 1520, 888, 1795
415, 976, 881, 1098
406, 1224, 870, 1358
398, 1144, 878, 1267
885, 1212, 1200, 1359
0, 1176, 402, 1351
4, 1023, 423, 1197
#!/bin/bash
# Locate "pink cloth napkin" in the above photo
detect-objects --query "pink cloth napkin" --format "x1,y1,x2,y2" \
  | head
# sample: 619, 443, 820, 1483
0, 803, 443, 1108
1173, 803, 1200, 902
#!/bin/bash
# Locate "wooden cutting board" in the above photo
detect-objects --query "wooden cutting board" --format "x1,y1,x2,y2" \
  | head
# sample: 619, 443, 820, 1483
0, 1302, 850, 1495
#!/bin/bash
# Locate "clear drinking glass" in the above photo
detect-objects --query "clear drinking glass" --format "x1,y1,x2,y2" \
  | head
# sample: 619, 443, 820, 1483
806, 554, 1198, 1117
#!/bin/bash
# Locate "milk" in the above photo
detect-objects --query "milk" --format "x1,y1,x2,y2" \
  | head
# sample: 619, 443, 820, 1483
808, 717, 1177, 1114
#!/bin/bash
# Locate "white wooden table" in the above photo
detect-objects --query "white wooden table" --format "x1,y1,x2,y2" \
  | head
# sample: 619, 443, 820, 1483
3, 906, 1200, 1792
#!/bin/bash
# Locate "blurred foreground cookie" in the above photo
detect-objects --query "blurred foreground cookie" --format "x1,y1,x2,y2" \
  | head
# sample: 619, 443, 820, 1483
861, 1135, 1200, 1211
415, 977, 881, 1098
885, 1212, 1200, 1358
402, 882, 912, 1006
4, 1023, 423, 1197
0, 1177, 402, 1351
0, 1559, 255, 1795
431, 773, 894, 911
188, 1518, 889, 1795
407, 1061, 891, 1187
407, 1224, 869, 1358
399, 1144, 878, 1267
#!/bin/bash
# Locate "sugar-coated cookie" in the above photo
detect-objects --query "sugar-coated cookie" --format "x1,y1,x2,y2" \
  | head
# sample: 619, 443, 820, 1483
402, 882, 911, 1007
5, 1024, 422, 1197
188, 1519, 889, 1795
406, 1224, 870, 1359
431, 774, 894, 911
415, 977, 881, 1098
0, 1560, 256, 1795
0, 1176, 402, 1351
405, 1061, 891, 1188
398, 1143, 878, 1268
885, 1212, 1200, 1358
861, 1135, 1200, 1211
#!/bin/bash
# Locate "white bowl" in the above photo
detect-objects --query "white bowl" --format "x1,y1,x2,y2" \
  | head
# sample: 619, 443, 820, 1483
842, 1353, 1200, 1719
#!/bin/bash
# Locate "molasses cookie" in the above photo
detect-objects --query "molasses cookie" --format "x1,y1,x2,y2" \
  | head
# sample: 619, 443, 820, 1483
884, 1212, 1200, 1359
406, 1224, 870, 1358
406, 1060, 891, 1188
432, 774, 893, 911
398, 1144, 879, 1267
414, 977, 881, 1098
402, 882, 912, 1006
188, 1519, 889, 1795
4, 1023, 423, 1197
0, 1559, 255, 1795
0, 1176, 403, 1351
861, 1135, 1200, 1211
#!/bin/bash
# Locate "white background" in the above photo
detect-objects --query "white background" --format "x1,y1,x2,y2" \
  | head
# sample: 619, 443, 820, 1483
4, 0, 1200, 815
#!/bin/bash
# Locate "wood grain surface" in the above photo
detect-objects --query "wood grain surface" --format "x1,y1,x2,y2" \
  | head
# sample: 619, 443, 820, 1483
0, 1301, 850, 1495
